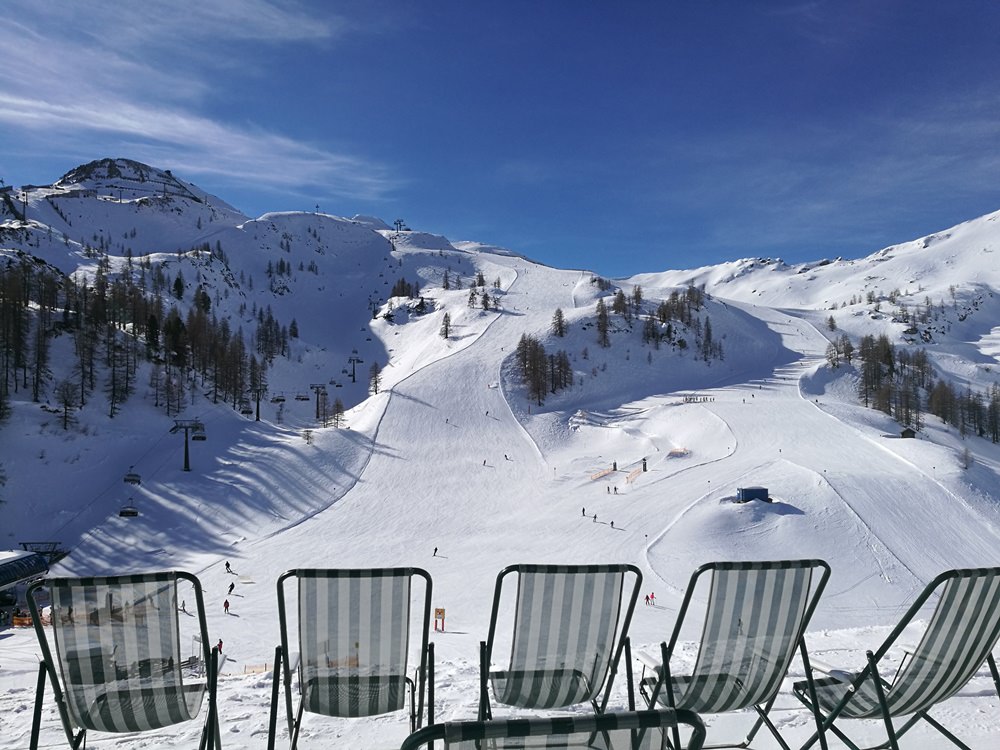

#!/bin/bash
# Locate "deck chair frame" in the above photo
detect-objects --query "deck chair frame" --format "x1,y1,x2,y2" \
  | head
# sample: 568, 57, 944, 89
635, 559, 831, 750
268, 567, 433, 749
400, 707, 707, 750
26, 571, 220, 750
794, 566, 1000, 750
480, 563, 643, 720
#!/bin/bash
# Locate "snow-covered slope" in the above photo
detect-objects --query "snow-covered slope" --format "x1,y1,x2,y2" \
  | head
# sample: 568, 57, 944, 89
1, 160, 999, 748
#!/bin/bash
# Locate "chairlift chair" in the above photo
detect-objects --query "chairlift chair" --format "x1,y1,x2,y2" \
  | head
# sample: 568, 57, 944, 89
123, 469, 141, 486
191, 426, 207, 441
119, 500, 139, 518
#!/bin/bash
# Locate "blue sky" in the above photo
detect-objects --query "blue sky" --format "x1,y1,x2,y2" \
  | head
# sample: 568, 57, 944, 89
3, 1, 1000, 277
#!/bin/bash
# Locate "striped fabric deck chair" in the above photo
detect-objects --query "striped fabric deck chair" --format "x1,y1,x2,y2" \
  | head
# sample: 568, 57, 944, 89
400, 707, 707, 750
793, 566, 1000, 750
268, 567, 434, 749
26, 571, 220, 750
480, 564, 643, 720
636, 560, 830, 750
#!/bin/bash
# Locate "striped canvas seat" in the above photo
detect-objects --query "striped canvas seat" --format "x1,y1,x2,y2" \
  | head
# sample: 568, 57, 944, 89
76, 683, 206, 732
480, 564, 643, 719
400, 707, 707, 750
269, 567, 434, 749
491, 667, 592, 709
638, 560, 830, 750
794, 567, 1000, 750
27, 572, 220, 750
302, 673, 407, 716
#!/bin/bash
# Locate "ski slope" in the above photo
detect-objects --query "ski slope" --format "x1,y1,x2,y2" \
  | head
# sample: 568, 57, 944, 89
3, 249, 1000, 748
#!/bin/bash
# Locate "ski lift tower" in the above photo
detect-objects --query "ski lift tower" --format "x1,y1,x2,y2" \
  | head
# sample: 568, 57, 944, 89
250, 386, 267, 421
347, 349, 363, 384
309, 384, 328, 421
171, 419, 206, 472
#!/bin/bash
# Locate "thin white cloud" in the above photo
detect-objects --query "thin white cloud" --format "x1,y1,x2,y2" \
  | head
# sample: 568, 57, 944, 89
642, 90, 1000, 257
0, 2, 398, 202
0, 92, 397, 201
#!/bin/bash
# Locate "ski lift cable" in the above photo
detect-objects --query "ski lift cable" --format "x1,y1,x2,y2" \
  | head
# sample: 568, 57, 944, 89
45, 422, 181, 541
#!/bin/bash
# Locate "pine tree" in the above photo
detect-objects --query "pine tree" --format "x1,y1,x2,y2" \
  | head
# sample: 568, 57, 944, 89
551, 308, 566, 337
631, 285, 643, 315
596, 299, 610, 347
440, 312, 451, 339
612, 289, 630, 321
55, 379, 76, 430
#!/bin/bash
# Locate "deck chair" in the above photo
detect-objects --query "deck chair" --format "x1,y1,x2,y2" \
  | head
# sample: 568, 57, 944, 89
793, 566, 1000, 750
26, 571, 220, 750
400, 707, 707, 750
635, 560, 830, 750
268, 567, 433, 749
480, 563, 643, 720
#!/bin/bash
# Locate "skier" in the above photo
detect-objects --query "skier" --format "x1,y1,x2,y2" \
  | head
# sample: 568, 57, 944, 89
644, 594, 650, 606
593, 514, 597, 523
582, 507, 586, 516
614, 486, 618, 495
180, 600, 186, 613
649, 592, 656, 605
433, 547, 438, 556
610, 521, 614, 529
607, 486, 610, 494
224, 599, 230, 614
228, 582, 235, 595
217, 639, 223, 654
225, 561, 232, 574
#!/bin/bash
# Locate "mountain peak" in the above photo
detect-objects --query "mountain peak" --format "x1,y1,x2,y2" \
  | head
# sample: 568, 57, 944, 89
57, 158, 172, 187
51, 158, 242, 213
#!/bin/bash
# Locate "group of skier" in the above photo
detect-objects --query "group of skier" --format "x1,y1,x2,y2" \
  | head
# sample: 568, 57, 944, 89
223, 562, 237, 615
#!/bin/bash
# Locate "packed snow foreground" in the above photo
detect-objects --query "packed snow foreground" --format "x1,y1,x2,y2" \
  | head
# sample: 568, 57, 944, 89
2, 161, 1000, 748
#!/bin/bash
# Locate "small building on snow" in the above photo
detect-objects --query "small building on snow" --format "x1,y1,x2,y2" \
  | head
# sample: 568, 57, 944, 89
737, 486, 771, 503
